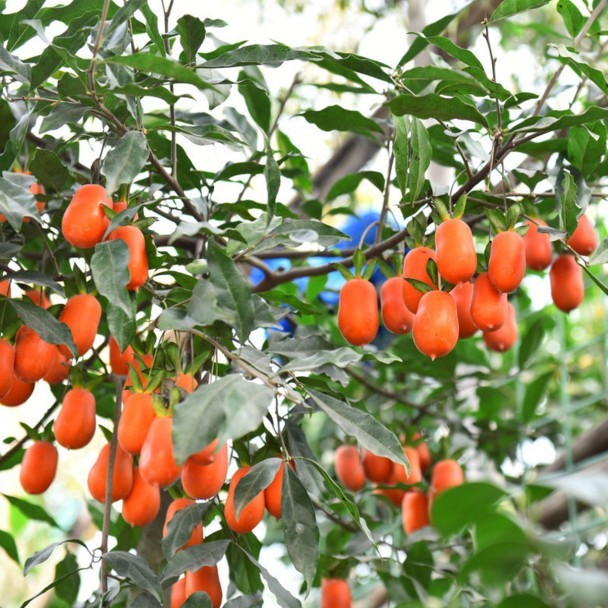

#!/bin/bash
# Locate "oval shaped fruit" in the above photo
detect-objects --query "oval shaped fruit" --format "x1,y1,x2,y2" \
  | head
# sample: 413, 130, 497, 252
390, 447, 422, 489
567, 214, 598, 256
0, 280, 11, 297
20, 441, 58, 494
450, 282, 478, 339
337, 278, 379, 346
483, 301, 518, 352
44, 347, 71, 385
140, 416, 181, 488
470, 273, 507, 332
109, 336, 135, 375
380, 276, 414, 334
182, 444, 229, 500
107, 226, 149, 290
362, 450, 392, 484
122, 467, 161, 527
189, 439, 220, 466
335, 445, 366, 492
523, 219, 552, 270
53, 387, 96, 449
321, 578, 351, 608
550, 255, 584, 312
488, 230, 526, 293
25, 289, 51, 309
170, 578, 186, 608
412, 434, 432, 473
163, 498, 204, 549
0, 376, 34, 406
402, 246, 438, 313
224, 466, 265, 534
14, 326, 56, 382
0, 339, 15, 398
118, 392, 156, 455
185, 565, 222, 608
264, 460, 289, 519
412, 291, 459, 360
402, 491, 429, 534
176, 373, 198, 393
435, 218, 477, 284
30, 181, 46, 214
431, 459, 464, 494
58, 294, 102, 357
87, 443, 133, 503
62, 184, 113, 248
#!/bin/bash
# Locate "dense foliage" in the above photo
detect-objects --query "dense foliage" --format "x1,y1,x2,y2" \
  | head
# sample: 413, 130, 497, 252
0, 0, 607, 606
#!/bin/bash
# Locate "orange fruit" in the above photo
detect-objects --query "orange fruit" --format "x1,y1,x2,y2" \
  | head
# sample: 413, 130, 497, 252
107, 226, 149, 290
58, 294, 102, 357
189, 438, 220, 466
24, 289, 51, 309
335, 445, 366, 492
109, 336, 135, 375
431, 459, 464, 494
550, 254, 584, 312
401, 491, 430, 534
435, 218, 477, 284
483, 301, 518, 352
118, 392, 156, 455
567, 214, 598, 256
44, 347, 71, 385
523, 219, 552, 270
380, 276, 414, 334
61, 184, 113, 248
14, 326, 56, 382
0, 280, 11, 297
122, 467, 161, 527
402, 246, 438, 313
488, 230, 526, 293
182, 444, 229, 500
450, 282, 478, 339
470, 272, 507, 332
87, 443, 133, 503
0, 339, 15, 398
139, 416, 181, 488
53, 387, 96, 449
170, 578, 186, 608
163, 498, 204, 549
0, 376, 34, 407
185, 565, 222, 608
20, 441, 58, 494
337, 278, 379, 346
321, 578, 351, 608
412, 291, 459, 359
224, 466, 265, 534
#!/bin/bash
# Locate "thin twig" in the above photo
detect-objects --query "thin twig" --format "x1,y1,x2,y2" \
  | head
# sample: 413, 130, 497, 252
375, 146, 394, 245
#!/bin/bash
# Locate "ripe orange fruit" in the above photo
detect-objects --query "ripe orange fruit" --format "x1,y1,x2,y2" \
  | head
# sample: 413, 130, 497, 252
435, 218, 477, 284
182, 444, 229, 500
163, 498, 204, 549
189, 439, 219, 466
107, 226, 149, 290
24, 289, 51, 309
118, 392, 156, 455
58, 294, 102, 357
61, 184, 113, 248
390, 447, 422, 487
139, 416, 181, 488
170, 578, 186, 608
337, 278, 379, 346
402, 246, 438, 313
0, 339, 15, 398
401, 491, 429, 534
122, 353, 154, 400
109, 336, 135, 375
488, 230, 526, 293
335, 445, 366, 492
0, 280, 11, 297
450, 282, 478, 339
122, 467, 161, 527
87, 443, 133, 503
321, 578, 351, 608
523, 219, 552, 270
14, 326, 56, 382
20, 441, 58, 494
412, 434, 432, 473
53, 387, 96, 449
412, 291, 459, 360
362, 450, 393, 484
0, 376, 34, 406
470, 272, 507, 332
176, 373, 198, 393
483, 301, 518, 352
44, 347, 71, 385
431, 459, 464, 494
550, 255, 584, 312
264, 460, 294, 519
185, 565, 222, 608
567, 214, 598, 256
224, 466, 265, 534
380, 276, 414, 334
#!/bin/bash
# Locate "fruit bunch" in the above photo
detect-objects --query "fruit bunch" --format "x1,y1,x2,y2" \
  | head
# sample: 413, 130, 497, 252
337, 201, 598, 358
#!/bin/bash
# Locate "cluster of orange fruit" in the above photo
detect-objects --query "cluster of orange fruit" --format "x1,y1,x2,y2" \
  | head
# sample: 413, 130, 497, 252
338, 213, 598, 359
335, 437, 463, 535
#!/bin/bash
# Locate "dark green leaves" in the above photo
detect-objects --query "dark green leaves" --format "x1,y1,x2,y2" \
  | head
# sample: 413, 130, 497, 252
0, 529, 19, 565
161, 540, 230, 584
300, 106, 383, 137
393, 116, 432, 203
308, 391, 408, 468
91, 240, 132, 316
234, 458, 282, 518
238, 74, 271, 134
265, 147, 280, 220
102, 131, 148, 195
202, 44, 312, 69
0, 177, 37, 230
282, 466, 319, 592
162, 502, 211, 558
326, 171, 385, 201
177, 15, 206, 64
558, 171, 579, 234
103, 551, 162, 602
390, 93, 488, 127
491, 0, 552, 22
29, 148, 68, 190
173, 375, 274, 462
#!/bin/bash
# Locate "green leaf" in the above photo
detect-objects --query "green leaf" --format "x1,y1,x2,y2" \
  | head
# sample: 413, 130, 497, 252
491, 0, 552, 22
300, 106, 383, 137
224, 594, 263, 608
103, 551, 162, 602
29, 148, 68, 191
0, 529, 19, 565
4, 271, 64, 296
408, 35, 484, 71
0, 177, 37, 230
393, 114, 408, 196
567, 124, 606, 178
162, 502, 211, 559
173, 375, 274, 463
8, 300, 77, 357
234, 459, 282, 519
265, 148, 280, 221
555, 45, 608, 96
0, 45, 31, 84
486, 209, 507, 233
202, 43, 312, 69
326, 171, 385, 201
558, 171, 579, 234
308, 390, 408, 469
522, 371, 553, 423
497, 595, 551, 608
406, 117, 431, 203
390, 93, 488, 127
518, 319, 544, 368
176, 14, 206, 64
106, 301, 137, 353
581, 264, 608, 296
206, 241, 254, 340
282, 467, 319, 593
513, 106, 608, 134
431, 482, 507, 536
182, 593, 212, 608
404, 278, 433, 294
91, 240, 132, 317
239, 75, 271, 133
54, 551, 80, 604
24, 540, 88, 575
160, 540, 230, 584
556, 0, 586, 37
101, 131, 148, 195
462, 541, 532, 585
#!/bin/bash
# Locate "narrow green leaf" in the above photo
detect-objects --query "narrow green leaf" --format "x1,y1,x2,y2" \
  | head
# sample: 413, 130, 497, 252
182, 593, 212, 608
162, 502, 211, 559
54, 551, 80, 604
160, 540, 230, 584
300, 106, 383, 137
103, 551, 162, 602
405, 278, 433, 294
102, 131, 148, 195
91, 240, 132, 317
0, 529, 19, 565
234, 459, 282, 519
491, 0, 551, 22
486, 209, 507, 234
518, 319, 544, 368
176, 14, 206, 64
265, 148, 280, 221
406, 118, 431, 203
393, 114, 408, 196
390, 93, 488, 127
558, 171, 579, 234
239, 75, 271, 133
